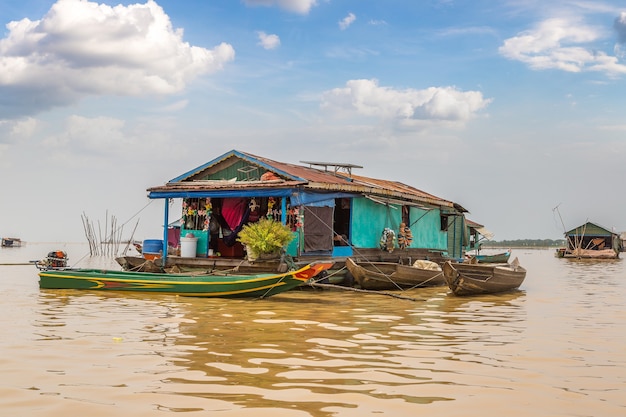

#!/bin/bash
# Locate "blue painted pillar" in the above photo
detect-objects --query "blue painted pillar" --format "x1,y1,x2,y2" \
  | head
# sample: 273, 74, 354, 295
281, 197, 287, 224
161, 199, 170, 266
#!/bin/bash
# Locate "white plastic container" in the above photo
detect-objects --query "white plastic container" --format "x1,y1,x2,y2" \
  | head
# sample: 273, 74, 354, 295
180, 236, 198, 258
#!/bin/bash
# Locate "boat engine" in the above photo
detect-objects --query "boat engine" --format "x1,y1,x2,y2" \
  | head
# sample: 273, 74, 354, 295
36, 251, 69, 270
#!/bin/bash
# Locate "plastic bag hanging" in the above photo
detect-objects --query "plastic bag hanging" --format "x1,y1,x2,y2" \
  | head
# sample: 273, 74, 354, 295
379, 228, 396, 253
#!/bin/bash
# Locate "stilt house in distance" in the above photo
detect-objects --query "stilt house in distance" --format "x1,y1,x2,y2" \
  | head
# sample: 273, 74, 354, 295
146, 150, 469, 263
556, 221, 622, 259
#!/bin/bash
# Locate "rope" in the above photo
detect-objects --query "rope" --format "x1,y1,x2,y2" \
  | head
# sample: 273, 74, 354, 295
306, 282, 425, 301
403, 271, 443, 289
310, 265, 346, 283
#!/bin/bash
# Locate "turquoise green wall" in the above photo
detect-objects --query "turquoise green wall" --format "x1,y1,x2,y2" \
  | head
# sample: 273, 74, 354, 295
285, 231, 300, 256
446, 215, 466, 259
408, 207, 448, 250
350, 198, 448, 251
351, 198, 400, 247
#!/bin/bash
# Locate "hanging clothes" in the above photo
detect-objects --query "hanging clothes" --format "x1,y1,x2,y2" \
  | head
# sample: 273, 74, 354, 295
222, 198, 248, 230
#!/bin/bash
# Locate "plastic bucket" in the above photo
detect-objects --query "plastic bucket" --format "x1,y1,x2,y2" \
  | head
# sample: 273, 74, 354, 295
143, 239, 163, 259
180, 236, 198, 258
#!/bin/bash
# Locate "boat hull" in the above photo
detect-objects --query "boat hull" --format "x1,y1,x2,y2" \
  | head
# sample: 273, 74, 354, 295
555, 248, 619, 259
346, 258, 444, 290
38, 261, 334, 298
442, 260, 526, 296
473, 251, 511, 263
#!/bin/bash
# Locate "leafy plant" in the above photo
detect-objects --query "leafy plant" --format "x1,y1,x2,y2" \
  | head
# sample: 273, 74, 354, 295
237, 218, 295, 258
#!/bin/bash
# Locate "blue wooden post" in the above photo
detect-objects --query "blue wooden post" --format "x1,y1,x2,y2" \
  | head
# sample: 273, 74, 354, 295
281, 197, 287, 224
161, 199, 170, 266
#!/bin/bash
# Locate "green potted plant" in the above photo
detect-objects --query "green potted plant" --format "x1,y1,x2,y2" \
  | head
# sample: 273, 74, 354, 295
237, 218, 295, 261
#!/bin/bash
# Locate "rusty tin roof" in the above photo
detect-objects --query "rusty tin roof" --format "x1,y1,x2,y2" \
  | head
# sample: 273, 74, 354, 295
147, 150, 466, 212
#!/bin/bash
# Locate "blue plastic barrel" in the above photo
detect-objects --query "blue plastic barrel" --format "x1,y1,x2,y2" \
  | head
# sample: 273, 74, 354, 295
143, 239, 163, 258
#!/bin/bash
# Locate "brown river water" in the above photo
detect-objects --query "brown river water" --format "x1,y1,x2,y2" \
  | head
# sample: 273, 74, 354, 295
1, 243, 624, 416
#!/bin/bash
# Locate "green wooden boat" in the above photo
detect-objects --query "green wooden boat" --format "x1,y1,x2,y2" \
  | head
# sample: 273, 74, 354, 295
473, 250, 511, 263
38, 261, 333, 298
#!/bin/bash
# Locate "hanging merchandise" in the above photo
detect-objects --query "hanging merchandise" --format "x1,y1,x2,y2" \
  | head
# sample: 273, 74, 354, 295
379, 228, 396, 253
265, 197, 281, 220
182, 197, 212, 231
248, 198, 260, 222
287, 205, 302, 231
398, 222, 413, 249
266, 197, 275, 220
202, 198, 212, 231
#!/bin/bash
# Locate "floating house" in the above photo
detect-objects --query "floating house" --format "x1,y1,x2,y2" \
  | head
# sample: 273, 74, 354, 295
556, 221, 621, 259
142, 150, 470, 268
1, 237, 22, 247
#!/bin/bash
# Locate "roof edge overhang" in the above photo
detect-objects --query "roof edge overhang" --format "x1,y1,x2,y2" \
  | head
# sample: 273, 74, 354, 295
148, 187, 298, 199
147, 173, 467, 213
305, 182, 466, 212
564, 221, 617, 237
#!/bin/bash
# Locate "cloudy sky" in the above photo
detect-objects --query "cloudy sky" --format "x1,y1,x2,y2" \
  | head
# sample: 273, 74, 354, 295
1, 0, 625, 243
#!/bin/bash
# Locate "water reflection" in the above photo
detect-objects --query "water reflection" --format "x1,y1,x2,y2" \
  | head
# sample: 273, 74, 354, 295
121, 288, 527, 415
30, 287, 530, 416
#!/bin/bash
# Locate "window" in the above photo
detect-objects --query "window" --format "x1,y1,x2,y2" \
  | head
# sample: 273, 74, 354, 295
440, 214, 448, 231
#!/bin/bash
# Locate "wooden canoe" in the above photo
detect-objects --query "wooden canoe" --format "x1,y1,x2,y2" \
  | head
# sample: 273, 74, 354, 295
442, 258, 526, 296
38, 261, 334, 298
346, 257, 445, 290
472, 250, 511, 263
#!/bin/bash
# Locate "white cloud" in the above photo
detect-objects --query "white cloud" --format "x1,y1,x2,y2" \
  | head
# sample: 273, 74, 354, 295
0, 117, 39, 143
42, 115, 128, 153
368, 19, 387, 26
321, 79, 491, 128
243, 0, 318, 15
339, 13, 356, 30
40, 114, 183, 161
499, 17, 626, 76
0, 0, 235, 118
257, 31, 281, 50
157, 99, 189, 112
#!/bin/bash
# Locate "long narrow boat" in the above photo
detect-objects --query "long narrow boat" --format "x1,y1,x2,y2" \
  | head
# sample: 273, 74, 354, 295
442, 258, 526, 296
38, 261, 334, 298
346, 257, 444, 290
471, 250, 511, 263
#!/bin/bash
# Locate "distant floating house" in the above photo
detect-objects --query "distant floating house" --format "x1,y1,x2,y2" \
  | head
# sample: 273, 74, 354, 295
556, 221, 622, 259
1, 237, 22, 247
144, 149, 471, 267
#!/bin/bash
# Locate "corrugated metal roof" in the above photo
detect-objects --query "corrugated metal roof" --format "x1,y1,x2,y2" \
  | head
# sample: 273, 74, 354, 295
466, 219, 484, 228
564, 221, 617, 237
148, 149, 466, 212
239, 151, 354, 185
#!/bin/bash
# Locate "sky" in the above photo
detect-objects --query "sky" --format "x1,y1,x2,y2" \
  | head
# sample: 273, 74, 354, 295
1, 0, 625, 243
